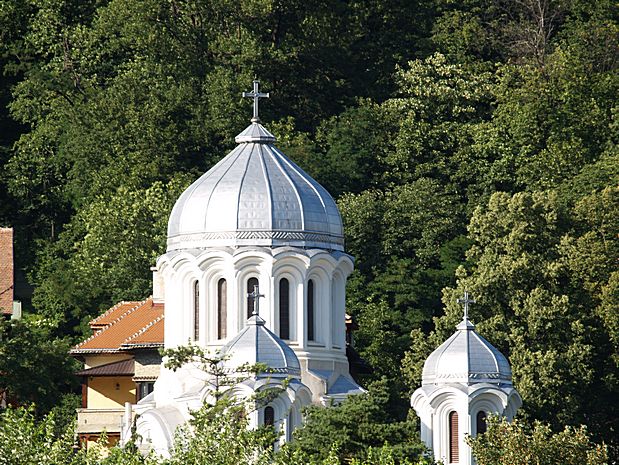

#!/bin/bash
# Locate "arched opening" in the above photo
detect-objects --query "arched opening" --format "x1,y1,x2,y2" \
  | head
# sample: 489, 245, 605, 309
279, 279, 290, 339
307, 279, 315, 341
217, 278, 227, 339
247, 277, 259, 318
449, 411, 459, 463
193, 280, 200, 341
264, 406, 275, 427
476, 411, 487, 435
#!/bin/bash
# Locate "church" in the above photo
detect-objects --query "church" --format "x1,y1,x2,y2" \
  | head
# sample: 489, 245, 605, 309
118, 81, 365, 454
73, 81, 521, 461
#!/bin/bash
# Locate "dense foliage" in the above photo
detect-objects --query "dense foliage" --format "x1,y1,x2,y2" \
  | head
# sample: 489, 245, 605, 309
0, 401, 434, 465
0, 0, 617, 461
467, 416, 608, 465
0, 403, 606, 465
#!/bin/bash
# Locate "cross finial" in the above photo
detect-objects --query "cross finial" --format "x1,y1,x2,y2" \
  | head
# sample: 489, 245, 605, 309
242, 80, 269, 123
248, 284, 265, 317
457, 291, 476, 321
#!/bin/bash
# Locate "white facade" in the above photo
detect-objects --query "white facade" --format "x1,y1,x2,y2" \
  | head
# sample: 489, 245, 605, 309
411, 316, 522, 465
125, 117, 364, 454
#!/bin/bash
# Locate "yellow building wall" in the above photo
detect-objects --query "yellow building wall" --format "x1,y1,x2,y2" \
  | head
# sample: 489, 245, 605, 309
87, 377, 135, 408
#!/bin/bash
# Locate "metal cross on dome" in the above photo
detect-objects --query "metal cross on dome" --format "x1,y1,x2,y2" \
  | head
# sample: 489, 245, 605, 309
457, 291, 476, 320
248, 284, 265, 317
242, 80, 269, 123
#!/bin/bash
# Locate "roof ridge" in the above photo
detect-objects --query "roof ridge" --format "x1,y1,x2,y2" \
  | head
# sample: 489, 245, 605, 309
104, 298, 150, 327
72, 298, 150, 351
122, 313, 164, 345
89, 300, 130, 326
472, 331, 502, 373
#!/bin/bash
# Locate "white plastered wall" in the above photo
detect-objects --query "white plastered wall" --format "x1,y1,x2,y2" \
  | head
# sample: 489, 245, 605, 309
412, 384, 522, 465
158, 247, 353, 360
156, 247, 355, 407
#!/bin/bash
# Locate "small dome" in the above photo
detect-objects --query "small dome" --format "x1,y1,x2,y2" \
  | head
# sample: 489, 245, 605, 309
422, 318, 512, 385
167, 122, 344, 251
221, 314, 301, 377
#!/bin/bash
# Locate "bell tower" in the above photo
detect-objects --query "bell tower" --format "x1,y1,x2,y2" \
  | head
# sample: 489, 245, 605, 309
411, 293, 522, 465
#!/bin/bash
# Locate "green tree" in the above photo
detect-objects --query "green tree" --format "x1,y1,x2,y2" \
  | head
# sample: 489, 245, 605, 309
467, 416, 608, 465
0, 315, 79, 415
164, 398, 277, 465
31, 178, 190, 333
289, 379, 425, 464
403, 189, 619, 456
0, 406, 80, 465
0, 404, 158, 465
340, 178, 467, 385
381, 53, 496, 197
308, 102, 394, 198
0, 0, 435, 253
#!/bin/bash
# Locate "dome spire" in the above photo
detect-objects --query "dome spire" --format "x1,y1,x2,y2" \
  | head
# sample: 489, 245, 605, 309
235, 80, 276, 143
242, 79, 269, 123
456, 290, 476, 330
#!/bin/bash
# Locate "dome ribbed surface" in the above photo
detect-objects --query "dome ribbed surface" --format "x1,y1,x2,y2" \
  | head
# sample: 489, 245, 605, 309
422, 319, 512, 385
167, 122, 344, 251
221, 315, 301, 377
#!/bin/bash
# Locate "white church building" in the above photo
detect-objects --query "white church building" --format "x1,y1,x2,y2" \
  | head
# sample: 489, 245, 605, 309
88, 81, 523, 460
123, 82, 365, 454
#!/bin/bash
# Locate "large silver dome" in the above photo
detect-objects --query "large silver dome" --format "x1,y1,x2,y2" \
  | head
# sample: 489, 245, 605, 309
422, 318, 512, 385
167, 122, 344, 251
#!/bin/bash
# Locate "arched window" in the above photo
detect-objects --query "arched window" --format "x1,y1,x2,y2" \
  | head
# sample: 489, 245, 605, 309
217, 278, 227, 339
247, 277, 259, 318
264, 406, 275, 427
193, 280, 200, 341
279, 278, 290, 339
307, 279, 315, 341
476, 411, 487, 435
449, 411, 459, 463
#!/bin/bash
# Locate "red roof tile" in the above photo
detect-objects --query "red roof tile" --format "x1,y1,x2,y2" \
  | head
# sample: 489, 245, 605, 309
0, 228, 14, 315
89, 301, 142, 330
72, 298, 164, 354
121, 313, 164, 348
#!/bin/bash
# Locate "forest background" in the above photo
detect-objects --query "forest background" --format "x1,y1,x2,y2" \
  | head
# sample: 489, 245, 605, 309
0, 0, 617, 463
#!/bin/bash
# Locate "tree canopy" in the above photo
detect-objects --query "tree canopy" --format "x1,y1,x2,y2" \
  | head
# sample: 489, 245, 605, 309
0, 0, 617, 461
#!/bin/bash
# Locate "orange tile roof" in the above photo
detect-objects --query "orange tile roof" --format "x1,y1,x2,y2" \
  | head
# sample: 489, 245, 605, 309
72, 298, 164, 354
121, 313, 164, 348
89, 300, 143, 330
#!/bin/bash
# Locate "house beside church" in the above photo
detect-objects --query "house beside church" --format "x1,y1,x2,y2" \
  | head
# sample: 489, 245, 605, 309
1, 227, 25, 408
0, 227, 21, 319
70, 298, 164, 448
